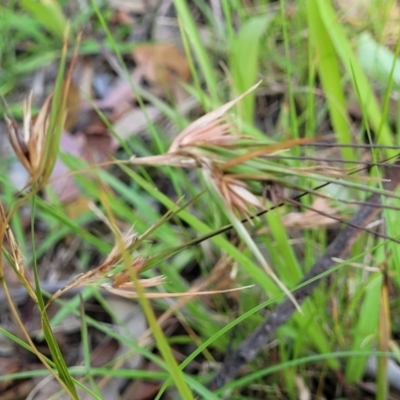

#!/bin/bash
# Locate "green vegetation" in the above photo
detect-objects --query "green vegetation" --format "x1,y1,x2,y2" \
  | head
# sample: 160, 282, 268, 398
1, 0, 400, 399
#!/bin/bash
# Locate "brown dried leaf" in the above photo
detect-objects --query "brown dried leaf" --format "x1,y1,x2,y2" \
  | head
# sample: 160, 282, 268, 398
0, 358, 21, 392
94, 67, 143, 113
113, 105, 161, 140
281, 198, 339, 229
49, 132, 84, 203
130, 153, 201, 168
123, 362, 163, 400
49, 128, 116, 203
100, 284, 253, 299
133, 43, 191, 99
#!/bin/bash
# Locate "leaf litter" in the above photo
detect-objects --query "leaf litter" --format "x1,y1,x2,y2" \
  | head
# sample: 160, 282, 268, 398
2, 2, 400, 399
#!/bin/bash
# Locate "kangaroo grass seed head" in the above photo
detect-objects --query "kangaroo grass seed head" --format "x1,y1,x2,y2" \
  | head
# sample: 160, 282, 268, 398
130, 82, 261, 168
3, 35, 77, 192
4, 93, 53, 187
206, 168, 265, 218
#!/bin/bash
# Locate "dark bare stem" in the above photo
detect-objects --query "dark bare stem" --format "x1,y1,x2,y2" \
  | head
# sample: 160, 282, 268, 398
209, 161, 400, 390
265, 154, 400, 167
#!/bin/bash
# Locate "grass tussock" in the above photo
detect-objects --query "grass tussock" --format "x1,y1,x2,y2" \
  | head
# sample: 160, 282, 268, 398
1, 1, 400, 399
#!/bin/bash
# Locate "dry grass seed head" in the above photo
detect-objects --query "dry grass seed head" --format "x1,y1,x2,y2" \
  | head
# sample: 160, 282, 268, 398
207, 168, 264, 217
5, 93, 53, 184
168, 81, 261, 153
129, 82, 261, 169
169, 116, 238, 151
102, 229, 138, 267
110, 256, 149, 288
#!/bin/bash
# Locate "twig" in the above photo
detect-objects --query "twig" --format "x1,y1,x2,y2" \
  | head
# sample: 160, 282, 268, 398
209, 160, 400, 390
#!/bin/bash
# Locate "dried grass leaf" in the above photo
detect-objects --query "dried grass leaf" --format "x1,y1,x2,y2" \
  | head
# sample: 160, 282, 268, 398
281, 198, 339, 229
28, 94, 52, 171
133, 43, 190, 100
100, 284, 253, 299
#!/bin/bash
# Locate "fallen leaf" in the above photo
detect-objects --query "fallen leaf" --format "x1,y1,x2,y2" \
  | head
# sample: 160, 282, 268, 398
49, 132, 84, 203
110, 8, 135, 25
281, 198, 339, 229
133, 43, 191, 100
49, 129, 116, 204
100, 284, 253, 299
94, 67, 143, 117
122, 362, 163, 400
0, 358, 20, 392
113, 105, 161, 140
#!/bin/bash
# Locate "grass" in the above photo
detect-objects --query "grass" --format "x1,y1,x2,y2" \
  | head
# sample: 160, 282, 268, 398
1, 0, 400, 399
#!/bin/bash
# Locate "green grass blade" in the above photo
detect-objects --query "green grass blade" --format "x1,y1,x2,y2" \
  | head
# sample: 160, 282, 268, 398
173, 0, 219, 104
306, 0, 353, 163
230, 14, 273, 125
30, 197, 78, 399
345, 272, 382, 382
316, 0, 394, 152
20, 0, 67, 39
